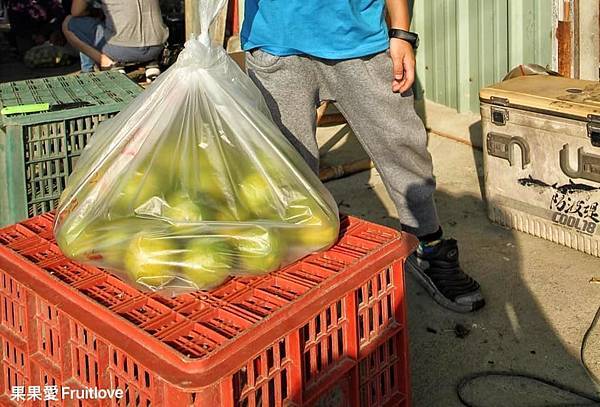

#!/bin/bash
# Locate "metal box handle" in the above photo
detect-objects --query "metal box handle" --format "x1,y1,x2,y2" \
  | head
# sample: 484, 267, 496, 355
486, 132, 530, 169
560, 144, 600, 183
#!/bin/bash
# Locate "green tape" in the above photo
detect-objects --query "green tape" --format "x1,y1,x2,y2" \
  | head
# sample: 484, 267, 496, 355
1, 103, 50, 116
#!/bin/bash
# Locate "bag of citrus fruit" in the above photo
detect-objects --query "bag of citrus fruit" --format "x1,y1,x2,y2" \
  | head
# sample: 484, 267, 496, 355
53, 0, 339, 296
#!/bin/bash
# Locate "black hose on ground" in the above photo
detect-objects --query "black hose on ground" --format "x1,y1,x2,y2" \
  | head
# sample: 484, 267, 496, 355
457, 304, 600, 407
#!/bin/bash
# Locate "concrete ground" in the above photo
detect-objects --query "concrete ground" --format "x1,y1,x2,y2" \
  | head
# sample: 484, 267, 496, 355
318, 121, 600, 406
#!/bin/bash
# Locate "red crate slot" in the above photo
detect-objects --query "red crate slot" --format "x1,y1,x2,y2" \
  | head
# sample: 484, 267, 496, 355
0, 213, 417, 406
36, 363, 62, 407
109, 348, 154, 407
19, 241, 63, 264
69, 321, 104, 388
0, 225, 37, 248
1, 333, 30, 392
301, 298, 347, 388
232, 337, 292, 407
43, 258, 100, 286
0, 271, 28, 337
21, 213, 56, 241
356, 264, 403, 346
305, 328, 408, 407
34, 298, 61, 366
358, 331, 408, 407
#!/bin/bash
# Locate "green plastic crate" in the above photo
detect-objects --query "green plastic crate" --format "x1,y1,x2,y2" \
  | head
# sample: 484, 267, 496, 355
0, 71, 142, 226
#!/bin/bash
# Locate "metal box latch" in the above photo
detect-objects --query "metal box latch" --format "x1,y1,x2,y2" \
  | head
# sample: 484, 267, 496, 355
490, 97, 509, 126
587, 115, 600, 147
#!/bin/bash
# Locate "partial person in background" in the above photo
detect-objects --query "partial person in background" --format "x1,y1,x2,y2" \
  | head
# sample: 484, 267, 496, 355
63, 0, 168, 72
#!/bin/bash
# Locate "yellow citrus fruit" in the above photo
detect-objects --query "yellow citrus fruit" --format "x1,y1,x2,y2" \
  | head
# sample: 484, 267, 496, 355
235, 227, 282, 274
238, 173, 279, 219
163, 191, 204, 222
111, 170, 164, 216
179, 238, 233, 289
124, 233, 180, 288
283, 203, 340, 250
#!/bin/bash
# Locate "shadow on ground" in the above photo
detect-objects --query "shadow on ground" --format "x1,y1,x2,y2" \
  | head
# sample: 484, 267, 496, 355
324, 156, 600, 406
469, 121, 487, 200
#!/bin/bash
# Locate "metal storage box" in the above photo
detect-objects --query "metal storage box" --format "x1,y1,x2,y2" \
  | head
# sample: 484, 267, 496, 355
480, 75, 600, 256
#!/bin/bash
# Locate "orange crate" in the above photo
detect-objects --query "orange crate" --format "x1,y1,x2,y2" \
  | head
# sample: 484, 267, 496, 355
0, 213, 417, 406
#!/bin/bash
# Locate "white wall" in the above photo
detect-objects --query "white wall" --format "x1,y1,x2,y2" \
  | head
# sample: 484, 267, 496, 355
576, 0, 600, 80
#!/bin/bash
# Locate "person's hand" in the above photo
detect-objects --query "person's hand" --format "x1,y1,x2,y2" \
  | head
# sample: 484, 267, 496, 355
389, 37, 415, 93
99, 54, 115, 69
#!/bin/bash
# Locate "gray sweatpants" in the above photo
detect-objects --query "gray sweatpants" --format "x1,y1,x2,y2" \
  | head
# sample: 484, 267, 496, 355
245, 49, 440, 237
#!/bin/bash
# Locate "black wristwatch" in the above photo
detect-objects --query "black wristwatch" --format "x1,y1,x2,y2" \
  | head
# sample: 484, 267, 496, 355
388, 28, 419, 49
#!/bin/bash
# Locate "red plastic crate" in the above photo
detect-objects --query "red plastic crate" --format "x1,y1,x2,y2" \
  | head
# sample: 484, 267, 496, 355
0, 213, 417, 406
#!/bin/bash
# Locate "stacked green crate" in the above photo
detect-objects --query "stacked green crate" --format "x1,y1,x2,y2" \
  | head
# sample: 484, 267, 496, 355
0, 71, 142, 226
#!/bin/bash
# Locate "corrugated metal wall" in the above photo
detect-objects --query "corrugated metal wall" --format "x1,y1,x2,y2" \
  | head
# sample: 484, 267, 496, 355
410, 0, 553, 113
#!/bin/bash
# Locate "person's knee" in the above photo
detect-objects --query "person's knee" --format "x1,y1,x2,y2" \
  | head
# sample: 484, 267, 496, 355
62, 15, 72, 36
63, 15, 90, 39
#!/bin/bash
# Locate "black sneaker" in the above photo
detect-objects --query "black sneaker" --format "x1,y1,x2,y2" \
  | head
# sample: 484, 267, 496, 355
406, 238, 485, 313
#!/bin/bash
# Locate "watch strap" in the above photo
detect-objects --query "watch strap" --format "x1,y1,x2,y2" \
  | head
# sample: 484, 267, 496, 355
388, 28, 419, 49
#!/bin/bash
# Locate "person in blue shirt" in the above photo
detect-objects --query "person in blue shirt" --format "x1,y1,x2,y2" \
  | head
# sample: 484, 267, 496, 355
242, 0, 484, 313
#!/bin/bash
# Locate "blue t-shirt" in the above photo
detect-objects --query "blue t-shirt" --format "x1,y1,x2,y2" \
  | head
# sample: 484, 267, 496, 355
241, 0, 389, 59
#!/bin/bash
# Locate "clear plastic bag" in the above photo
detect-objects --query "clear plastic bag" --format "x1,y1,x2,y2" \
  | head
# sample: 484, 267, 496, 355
54, 0, 339, 296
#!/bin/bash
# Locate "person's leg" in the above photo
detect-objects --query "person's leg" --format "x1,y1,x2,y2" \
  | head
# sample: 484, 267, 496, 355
79, 52, 95, 73
316, 51, 484, 312
62, 15, 114, 69
245, 49, 321, 172
102, 43, 164, 65
315, 52, 438, 236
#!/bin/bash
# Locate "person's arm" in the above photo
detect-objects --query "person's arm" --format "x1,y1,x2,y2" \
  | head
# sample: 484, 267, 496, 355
71, 0, 89, 17
62, 15, 114, 67
385, 0, 414, 93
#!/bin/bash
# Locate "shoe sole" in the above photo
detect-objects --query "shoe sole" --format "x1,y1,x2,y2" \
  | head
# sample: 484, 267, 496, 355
145, 67, 160, 81
405, 256, 485, 313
